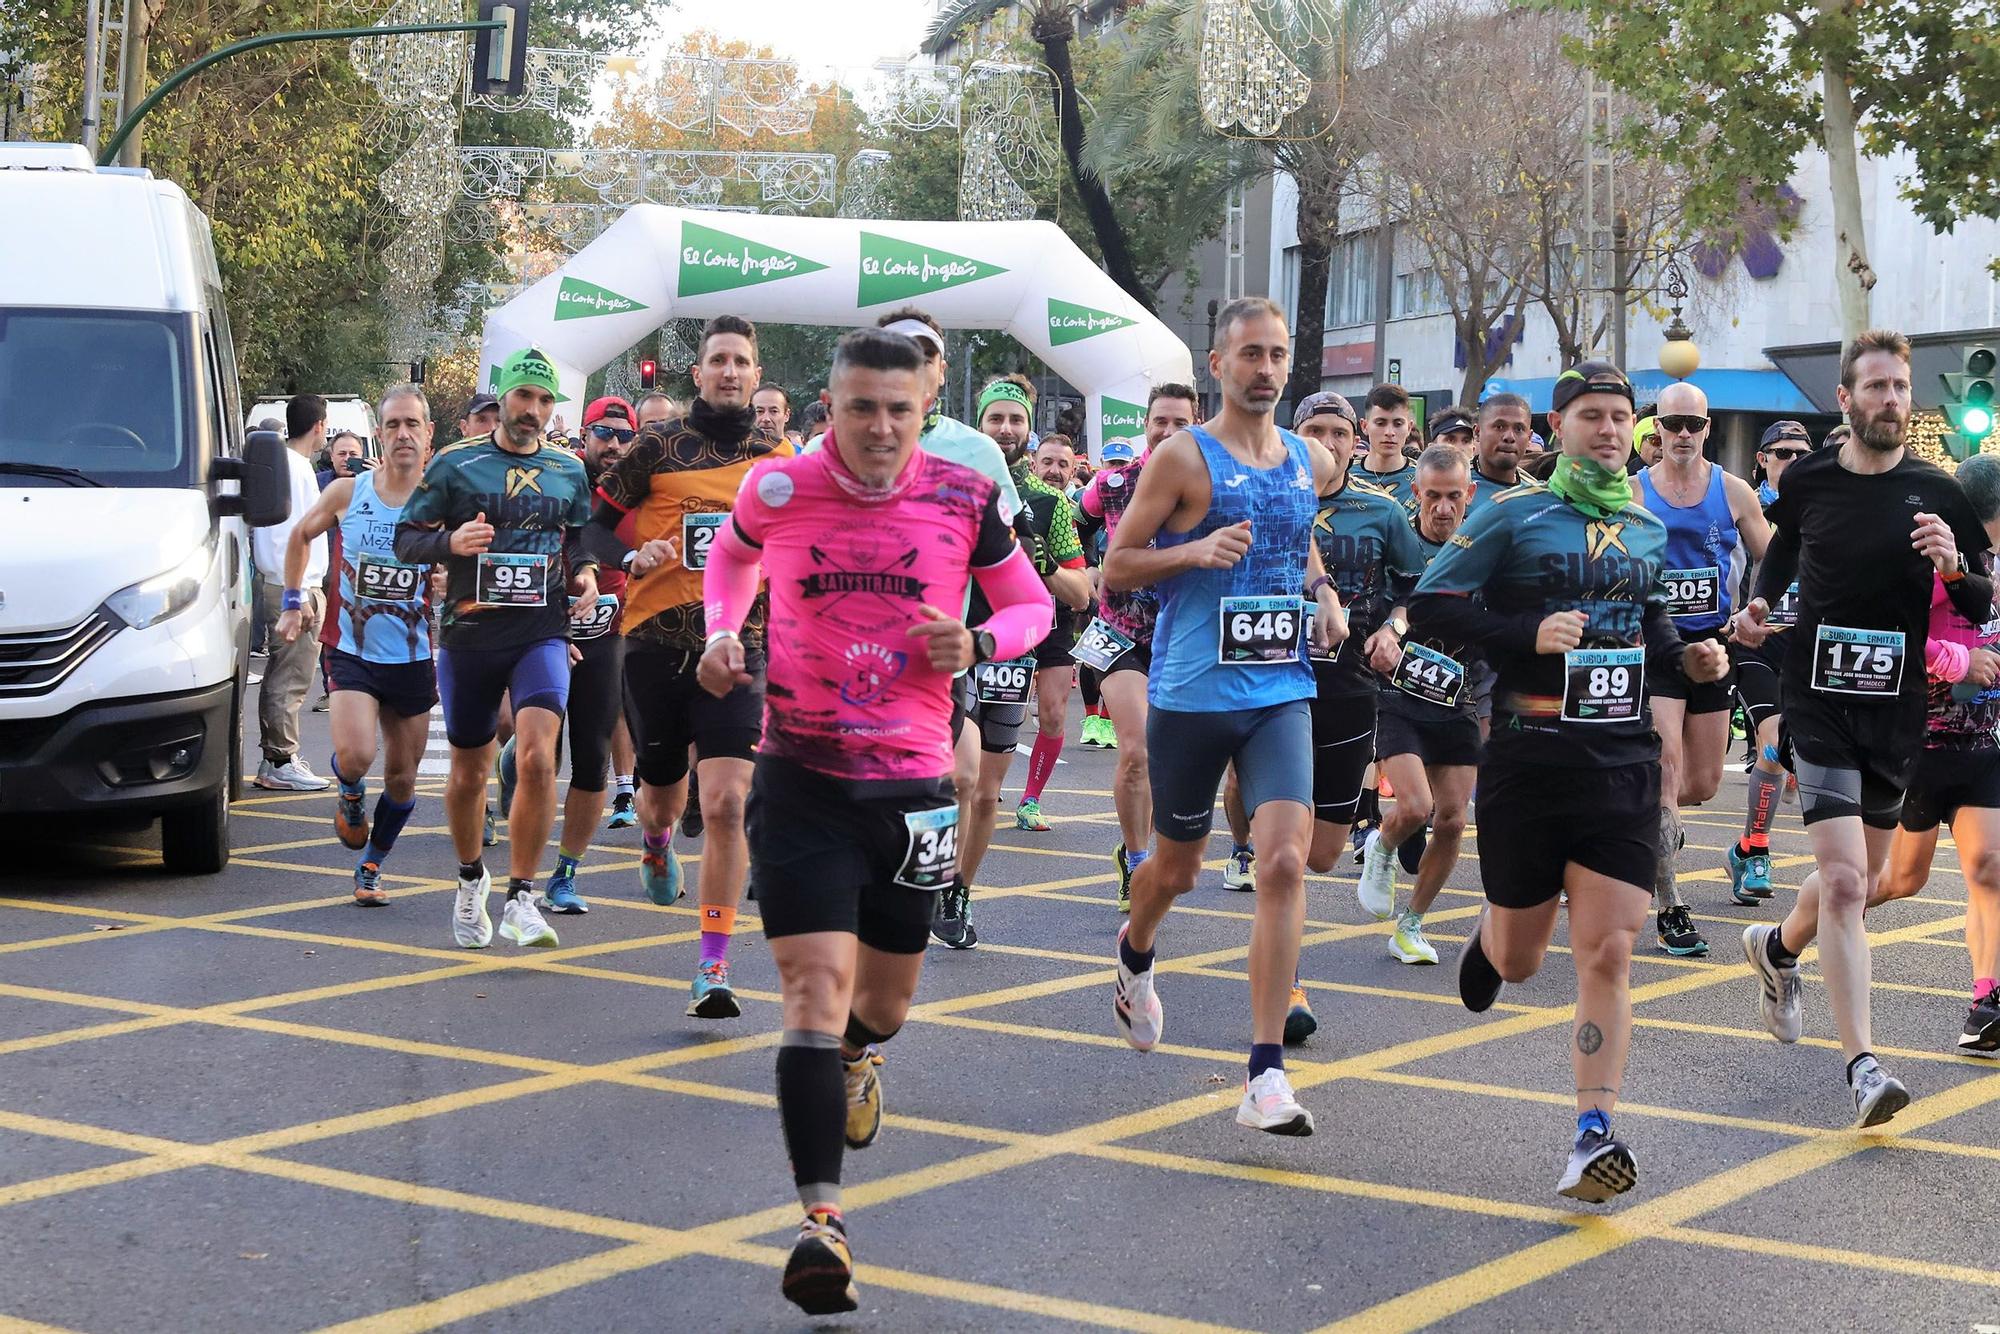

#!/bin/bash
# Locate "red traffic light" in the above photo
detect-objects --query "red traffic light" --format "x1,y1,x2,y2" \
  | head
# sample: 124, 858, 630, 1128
639, 359, 658, 389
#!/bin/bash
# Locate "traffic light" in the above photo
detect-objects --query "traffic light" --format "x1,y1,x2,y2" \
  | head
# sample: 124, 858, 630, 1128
409, 358, 426, 385
472, 0, 530, 97
639, 358, 657, 390
1941, 345, 1997, 461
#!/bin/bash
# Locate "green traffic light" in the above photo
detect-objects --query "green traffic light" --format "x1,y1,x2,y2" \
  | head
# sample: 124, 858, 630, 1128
1969, 406, 1995, 438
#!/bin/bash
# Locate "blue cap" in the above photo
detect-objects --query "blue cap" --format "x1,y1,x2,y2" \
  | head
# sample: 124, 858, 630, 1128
1100, 438, 1137, 463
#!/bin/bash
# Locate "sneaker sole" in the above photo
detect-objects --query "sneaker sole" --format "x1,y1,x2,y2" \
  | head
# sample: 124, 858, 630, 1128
687, 987, 741, 1020
1558, 1145, 1637, 1202
1856, 1083, 1911, 1128
1658, 941, 1710, 957
353, 891, 389, 907
1236, 1108, 1315, 1136
1220, 878, 1253, 892
1390, 942, 1439, 965
1283, 1007, 1318, 1045
334, 818, 369, 850
1957, 1037, 2000, 1057
500, 927, 559, 948
782, 1249, 859, 1316
537, 896, 590, 915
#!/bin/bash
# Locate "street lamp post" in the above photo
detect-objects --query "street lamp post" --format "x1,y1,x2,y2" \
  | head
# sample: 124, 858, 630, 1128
1657, 249, 1700, 380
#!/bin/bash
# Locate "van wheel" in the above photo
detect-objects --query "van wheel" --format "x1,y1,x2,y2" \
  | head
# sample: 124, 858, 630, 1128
162, 785, 230, 875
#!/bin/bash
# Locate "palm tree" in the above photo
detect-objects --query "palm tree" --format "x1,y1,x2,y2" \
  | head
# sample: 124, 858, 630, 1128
925, 0, 1157, 313
1083, 0, 1388, 406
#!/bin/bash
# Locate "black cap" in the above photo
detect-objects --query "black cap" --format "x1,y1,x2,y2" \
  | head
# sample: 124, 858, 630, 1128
462, 392, 499, 418
1429, 408, 1475, 439
1759, 420, 1811, 449
1550, 360, 1635, 413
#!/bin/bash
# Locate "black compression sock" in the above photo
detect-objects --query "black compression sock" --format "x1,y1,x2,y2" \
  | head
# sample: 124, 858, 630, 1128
507, 877, 532, 901
776, 1031, 846, 1209
1767, 927, 1799, 968
458, 859, 485, 882
1846, 1051, 1877, 1083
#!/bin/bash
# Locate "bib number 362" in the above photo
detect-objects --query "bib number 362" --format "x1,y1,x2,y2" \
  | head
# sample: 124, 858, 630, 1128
475, 552, 548, 606
895, 805, 960, 891
1219, 595, 1300, 666
1811, 625, 1904, 696
1071, 617, 1135, 672
1561, 646, 1644, 723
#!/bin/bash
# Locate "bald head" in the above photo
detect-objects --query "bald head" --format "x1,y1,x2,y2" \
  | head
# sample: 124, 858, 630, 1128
1654, 380, 1711, 466
1656, 382, 1708, 417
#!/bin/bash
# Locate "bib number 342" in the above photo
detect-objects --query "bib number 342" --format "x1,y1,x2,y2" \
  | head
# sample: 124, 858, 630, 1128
1219, 595, 1301, 666
895, 805, 960, 891
1811, 625, 1904, 696
1561, 647, 1644, 723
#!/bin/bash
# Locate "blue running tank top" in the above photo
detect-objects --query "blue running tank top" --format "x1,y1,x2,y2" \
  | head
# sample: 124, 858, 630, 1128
1151, 425, 1319, 711
1635, 464, 1739, 633
335, 471, 433, 662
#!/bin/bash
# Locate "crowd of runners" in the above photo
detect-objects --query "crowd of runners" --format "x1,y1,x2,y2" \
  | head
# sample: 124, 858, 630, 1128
277, 303, 2000, 1314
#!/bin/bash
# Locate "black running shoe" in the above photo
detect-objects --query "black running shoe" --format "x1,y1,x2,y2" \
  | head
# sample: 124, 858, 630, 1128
931, 878, 976, 949
679, 802, 704, 841
1398, 823, 1429, 876
1656, 905, 1709, 957
1557, 1127, 1637, 1203
1457, 910, 1503, 1013
1349, 819, 1374, 866
1959, 988, 2000, 1056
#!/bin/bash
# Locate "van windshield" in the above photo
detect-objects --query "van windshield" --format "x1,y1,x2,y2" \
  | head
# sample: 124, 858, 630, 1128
0, 308, 193, 486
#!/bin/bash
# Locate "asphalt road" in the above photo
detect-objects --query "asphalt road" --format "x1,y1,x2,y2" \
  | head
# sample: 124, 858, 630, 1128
4, 684, 2000, 1333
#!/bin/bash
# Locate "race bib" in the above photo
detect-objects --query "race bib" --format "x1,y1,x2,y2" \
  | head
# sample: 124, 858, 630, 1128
1391, 642, 1466, 708
894, 804, 959, 891
1661, 566, 1720, 619
974, 656, 1034, 705
567, 593, 620, 641
1811, 625, 1904, 696
1219, 595, 1301, 666
1767, 581, 1801, 629
1561, 646, 1644, 723
355, 556, 421, 602
1071, 617, 1135, 672
475, 552, 549, 606
1302, 599, 1342, 663
682, 513, 725, 571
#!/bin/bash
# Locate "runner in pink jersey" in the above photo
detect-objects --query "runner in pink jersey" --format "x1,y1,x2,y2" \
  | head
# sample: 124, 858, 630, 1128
695, 328, 1051, 1319
1076, 383, 1198, 909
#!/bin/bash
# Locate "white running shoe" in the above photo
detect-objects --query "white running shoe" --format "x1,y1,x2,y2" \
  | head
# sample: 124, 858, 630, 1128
1742, 924, 1802, 1043
1356, 828, 1397, 920
1112, 923, 1164, 1051
1850, 1057, 1911, 1129
499, 891, 559, 947
453, 869, 493, 949
254, 757, 332, 791
1388, 913, 1438, 964
1236, 1067, 1314, 1136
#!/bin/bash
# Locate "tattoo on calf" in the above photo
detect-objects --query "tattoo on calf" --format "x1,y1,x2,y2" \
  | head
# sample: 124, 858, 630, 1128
1575, 1021, 1604, 1055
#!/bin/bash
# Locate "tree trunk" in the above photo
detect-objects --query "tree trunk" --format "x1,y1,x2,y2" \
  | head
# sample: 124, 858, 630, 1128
1033, 13, 1157, 315
1817, 17, 1875, 339
1287, 167, 1340, 407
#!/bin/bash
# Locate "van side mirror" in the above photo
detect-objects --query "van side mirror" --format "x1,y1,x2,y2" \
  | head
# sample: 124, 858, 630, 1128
212, 430, 291, 526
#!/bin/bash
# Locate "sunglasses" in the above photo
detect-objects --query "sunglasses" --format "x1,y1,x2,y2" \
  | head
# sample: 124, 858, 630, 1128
589, 424, 635, 443
1656, 415, 1709, 434
1765, 446, 1809, 460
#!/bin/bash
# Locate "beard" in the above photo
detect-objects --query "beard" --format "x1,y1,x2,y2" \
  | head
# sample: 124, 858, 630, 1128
1851, 404, 1907, 452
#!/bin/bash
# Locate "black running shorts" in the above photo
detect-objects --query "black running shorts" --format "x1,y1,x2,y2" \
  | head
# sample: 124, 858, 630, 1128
746, 754, 953, 954
1649, 629, 1734, 714
1782, 693, 1917, 829
623, 642, 763, 788
1309, 685, 1377, 825
1374, 708, 1482, 770
1898, 748, 2000, 833
1475, 755, 1661, 907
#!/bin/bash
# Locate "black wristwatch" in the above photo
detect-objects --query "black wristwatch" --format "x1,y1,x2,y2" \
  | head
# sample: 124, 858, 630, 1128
972, 629, 997, 664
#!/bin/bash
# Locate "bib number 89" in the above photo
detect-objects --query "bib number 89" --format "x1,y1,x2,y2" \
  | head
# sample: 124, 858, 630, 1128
1587, 665, 1630, 698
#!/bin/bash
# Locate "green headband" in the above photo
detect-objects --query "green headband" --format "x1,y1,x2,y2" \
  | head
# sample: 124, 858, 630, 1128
493, 347, 562, 400
977, 380, 1033, 422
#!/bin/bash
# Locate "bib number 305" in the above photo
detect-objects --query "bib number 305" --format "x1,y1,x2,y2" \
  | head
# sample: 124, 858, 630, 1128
475, 552, 549, 607
1219, 595, 1300, 666
1561, 646, 1644, 723
895, 805, 960, 891
1811, 625, 1904, 696
1661, 566, 1720, 619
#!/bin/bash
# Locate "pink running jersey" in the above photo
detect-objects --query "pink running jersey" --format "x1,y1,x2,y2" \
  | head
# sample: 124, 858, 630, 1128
731, 446, 1020, 785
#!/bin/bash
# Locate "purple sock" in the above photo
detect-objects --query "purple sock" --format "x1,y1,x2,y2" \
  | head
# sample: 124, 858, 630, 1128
1249, 1043, 1284, 1080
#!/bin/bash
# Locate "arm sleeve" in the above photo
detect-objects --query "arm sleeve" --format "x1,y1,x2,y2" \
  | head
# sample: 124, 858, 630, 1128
1943, 502, 1996, 624
971, 545, 1056, 662
702, 513, 763, 638
1752, 524, 1800, 607
393, 468, 455, 564
580, 496, 633, 569
1047, 494, 1085, 566
1407, 505, 1545, 654
1929, 636, 1971, 684
1383, 515, 1428, 605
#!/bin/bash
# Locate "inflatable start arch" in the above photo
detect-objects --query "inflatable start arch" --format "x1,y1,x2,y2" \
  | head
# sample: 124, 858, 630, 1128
477, 207, 1195, 457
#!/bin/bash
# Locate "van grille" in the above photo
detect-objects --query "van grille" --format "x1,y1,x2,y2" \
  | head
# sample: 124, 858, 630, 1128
0, 614, 119, 697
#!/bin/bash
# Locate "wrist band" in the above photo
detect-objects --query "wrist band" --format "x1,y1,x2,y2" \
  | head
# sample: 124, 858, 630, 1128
281, 589, 303, 611
1305, 575, 1332, 600
705, 629, 741, 649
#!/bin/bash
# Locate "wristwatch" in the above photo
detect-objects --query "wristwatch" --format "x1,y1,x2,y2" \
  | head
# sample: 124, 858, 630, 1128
1387, 615, 1409, 637
972, 629, 998, 664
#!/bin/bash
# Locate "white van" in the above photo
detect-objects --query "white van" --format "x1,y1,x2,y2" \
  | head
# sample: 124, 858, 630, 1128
0, 143, 289, 873
244, 394, 380, 460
